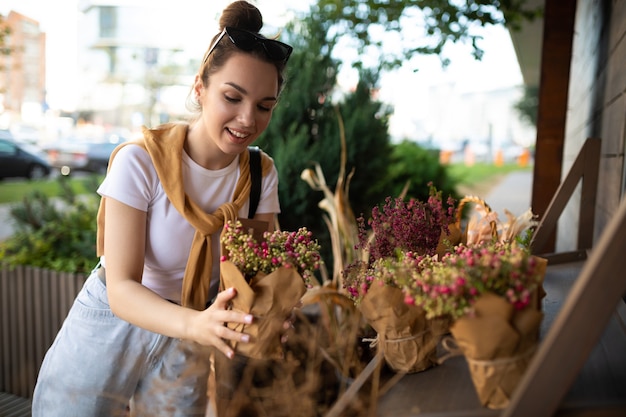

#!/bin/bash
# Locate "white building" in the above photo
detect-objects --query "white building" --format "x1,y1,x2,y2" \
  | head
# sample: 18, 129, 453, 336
74, 1, 210, 128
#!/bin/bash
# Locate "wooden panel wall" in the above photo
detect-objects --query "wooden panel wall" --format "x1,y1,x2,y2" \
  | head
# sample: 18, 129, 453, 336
0, 265, 86, 399
559, 0, 626, 250
595, 0, 626, 239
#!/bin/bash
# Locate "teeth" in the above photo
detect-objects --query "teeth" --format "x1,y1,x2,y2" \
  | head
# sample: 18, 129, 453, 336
229, 129, 248, 139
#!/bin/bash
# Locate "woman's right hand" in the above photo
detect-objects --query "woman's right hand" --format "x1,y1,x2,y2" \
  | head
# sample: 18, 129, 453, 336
189, 287, 253, 359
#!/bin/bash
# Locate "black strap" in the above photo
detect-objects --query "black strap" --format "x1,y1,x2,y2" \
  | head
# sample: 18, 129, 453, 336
209, 147, 262, 307
247, 146, 262, 219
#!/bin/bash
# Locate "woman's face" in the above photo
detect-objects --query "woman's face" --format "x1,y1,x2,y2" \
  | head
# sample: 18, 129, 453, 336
196, 52, 279, 157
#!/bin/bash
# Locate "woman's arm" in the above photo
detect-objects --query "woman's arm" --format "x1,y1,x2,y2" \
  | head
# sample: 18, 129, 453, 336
104, 197, 251, 359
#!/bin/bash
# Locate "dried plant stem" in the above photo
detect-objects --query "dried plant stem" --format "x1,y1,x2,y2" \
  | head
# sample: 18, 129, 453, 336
325, 351, 384, 417
300, 106, 359, 288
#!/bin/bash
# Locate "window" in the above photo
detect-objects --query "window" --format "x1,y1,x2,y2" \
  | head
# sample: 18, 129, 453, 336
99, 6, 117, 38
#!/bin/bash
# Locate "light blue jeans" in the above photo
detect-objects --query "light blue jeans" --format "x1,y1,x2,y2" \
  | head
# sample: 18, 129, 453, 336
32, 268, 212, 417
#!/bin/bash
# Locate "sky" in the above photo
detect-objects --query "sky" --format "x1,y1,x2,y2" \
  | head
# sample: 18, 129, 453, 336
1, 0, 525, 143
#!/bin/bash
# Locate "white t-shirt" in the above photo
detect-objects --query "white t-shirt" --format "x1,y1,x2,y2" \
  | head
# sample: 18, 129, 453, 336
97, 144, 281, 303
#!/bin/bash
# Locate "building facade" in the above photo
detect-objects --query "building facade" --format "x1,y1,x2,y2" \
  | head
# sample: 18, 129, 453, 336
75, 0, 201, 128
0, 11, 46, 120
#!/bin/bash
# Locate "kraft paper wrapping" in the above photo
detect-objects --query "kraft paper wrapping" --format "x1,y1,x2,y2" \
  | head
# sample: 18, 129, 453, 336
360, 282, 439, 373
449, 292, 543, 409
220, 260, 307, 360
436, 222, 463, 258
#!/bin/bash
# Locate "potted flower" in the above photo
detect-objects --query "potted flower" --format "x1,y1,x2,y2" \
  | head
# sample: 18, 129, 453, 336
400, 241, 546, 409
220, 219, 322, 360
215, 220, 323, 416
342, 186, 457, 373
458, 195, 547, 311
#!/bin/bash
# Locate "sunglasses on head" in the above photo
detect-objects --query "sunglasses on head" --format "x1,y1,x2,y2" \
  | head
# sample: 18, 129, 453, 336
203, 26, 293, 65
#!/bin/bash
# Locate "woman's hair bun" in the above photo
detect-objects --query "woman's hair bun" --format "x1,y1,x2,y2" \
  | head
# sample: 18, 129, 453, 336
219, 1, 263, 33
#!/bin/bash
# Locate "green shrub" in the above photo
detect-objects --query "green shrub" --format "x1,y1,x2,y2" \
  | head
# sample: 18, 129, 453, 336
385, 140, 460, 202
0, 177, 101, 273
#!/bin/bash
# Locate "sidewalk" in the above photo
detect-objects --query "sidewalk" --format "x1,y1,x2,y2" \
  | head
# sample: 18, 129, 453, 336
484, 170, 534, 217
0, 203, 16, 242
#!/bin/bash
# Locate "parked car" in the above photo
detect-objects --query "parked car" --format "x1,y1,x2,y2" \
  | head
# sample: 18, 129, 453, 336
0, 138, 52, 180
46, 137, 124, 175
0, 129, 13, 140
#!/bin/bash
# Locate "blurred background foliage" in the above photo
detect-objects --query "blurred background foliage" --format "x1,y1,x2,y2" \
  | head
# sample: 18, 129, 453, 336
0, 0, 539, 272
256, 0, 538, 265
0, 177, 101, 272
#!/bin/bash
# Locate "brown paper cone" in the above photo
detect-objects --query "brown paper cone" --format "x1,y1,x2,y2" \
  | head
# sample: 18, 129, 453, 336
436, 223, 463, 258
360, 282, 438, 373
431, 315, 453, 336
220, 260, 307, 360
512, 307, 543, 354
449, 292, 542, 409
451, 293, 519, 359
465, 347, 536, 409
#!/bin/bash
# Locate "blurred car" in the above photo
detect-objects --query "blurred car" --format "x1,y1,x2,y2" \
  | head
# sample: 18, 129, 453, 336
0, 138, 52, 180
46, 137, 124, 175
0, 129, 13, 140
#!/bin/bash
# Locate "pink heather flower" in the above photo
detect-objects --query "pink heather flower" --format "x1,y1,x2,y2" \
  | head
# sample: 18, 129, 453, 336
438, 285, 451, 295
343, 186, 458, 304
220, 220, 321, 285
521, 289, 530, 301
402, 242, 543, 320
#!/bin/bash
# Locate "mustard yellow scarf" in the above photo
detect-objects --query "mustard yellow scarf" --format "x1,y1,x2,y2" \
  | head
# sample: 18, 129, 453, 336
96, 122, 272, 310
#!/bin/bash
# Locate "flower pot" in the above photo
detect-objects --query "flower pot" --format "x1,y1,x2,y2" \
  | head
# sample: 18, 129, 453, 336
220, 260, 307, 360
360, 283, 441, 373
448, 292, 543, 409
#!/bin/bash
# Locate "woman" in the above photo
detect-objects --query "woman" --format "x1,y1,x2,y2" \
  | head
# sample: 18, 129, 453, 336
32, 1, 293, 415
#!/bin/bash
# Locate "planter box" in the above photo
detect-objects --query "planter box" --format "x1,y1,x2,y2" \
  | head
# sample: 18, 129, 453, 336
0, 264, 86, 399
